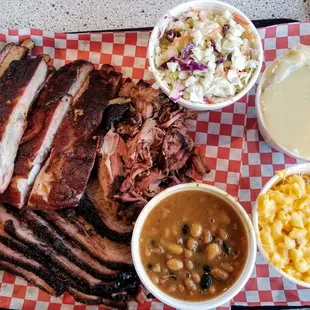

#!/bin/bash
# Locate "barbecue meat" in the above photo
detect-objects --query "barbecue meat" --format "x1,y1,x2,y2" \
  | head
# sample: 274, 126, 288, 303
28, 65, 122, 210
0, 56, 48, 193
0, 60, 94, 208
0, 204, 139, 306
0, 42, 29, 77
84, 179, 133, 243
98, 80, 209, 224
0, 230, 66, 296
39, 210, 133, 270
0, 261, 58, 295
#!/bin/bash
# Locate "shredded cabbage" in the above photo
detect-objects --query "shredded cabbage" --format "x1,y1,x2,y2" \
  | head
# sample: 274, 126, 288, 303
155, 9, 259, 104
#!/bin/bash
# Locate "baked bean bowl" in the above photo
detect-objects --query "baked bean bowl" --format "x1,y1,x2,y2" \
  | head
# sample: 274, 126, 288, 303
132, 183, 256, 309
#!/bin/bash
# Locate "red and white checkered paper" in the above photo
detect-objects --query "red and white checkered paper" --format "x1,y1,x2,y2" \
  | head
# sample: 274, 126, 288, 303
0, 22, 309, 310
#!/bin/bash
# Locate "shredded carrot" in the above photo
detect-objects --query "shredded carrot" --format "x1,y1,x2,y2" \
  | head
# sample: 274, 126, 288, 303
232, 13, 249, 26
190, 7, 198, 13
206, 97, 215, 104
208, 27, 222, 35
244, 29, 255, 41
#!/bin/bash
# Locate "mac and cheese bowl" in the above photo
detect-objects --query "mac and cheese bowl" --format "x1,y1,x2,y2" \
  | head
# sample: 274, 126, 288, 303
253, 163, 310, 288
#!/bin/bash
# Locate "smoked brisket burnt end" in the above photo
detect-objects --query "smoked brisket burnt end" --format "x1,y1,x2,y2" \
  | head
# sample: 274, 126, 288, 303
0, 60, 94, 208
28, 65, 122, 210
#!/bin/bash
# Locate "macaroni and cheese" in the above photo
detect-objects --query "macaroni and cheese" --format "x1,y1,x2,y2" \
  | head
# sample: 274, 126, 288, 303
257, 173, 310, 283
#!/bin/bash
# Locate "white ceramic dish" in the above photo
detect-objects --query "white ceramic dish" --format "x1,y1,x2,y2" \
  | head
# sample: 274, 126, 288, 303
252, 163, 310, 289
148, 0, 263, 111
132, 183, 257, 310
255, 46, 310, 162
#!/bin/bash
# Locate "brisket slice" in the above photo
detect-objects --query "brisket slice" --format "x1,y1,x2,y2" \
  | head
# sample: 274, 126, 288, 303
68, 288, 127, 308
0, 43, 29, 77
0, 261, 57, 296
0, 232, 66, 296
28, 65, 122, 210
83, 179, 132, 243
0, 56, 48, 194
21, 208, 135, 282
0, 262, 126, 309
0, 205, 138, 297
39, 210, 133, 271
0, 61, 94, 208
0, 205, 139, 301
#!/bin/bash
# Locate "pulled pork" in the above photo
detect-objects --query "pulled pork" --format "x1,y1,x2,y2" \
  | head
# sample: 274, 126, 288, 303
98, 79, 209, 224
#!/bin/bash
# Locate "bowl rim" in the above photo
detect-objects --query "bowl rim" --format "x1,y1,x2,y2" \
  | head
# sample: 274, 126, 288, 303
252, 163, 310, 289
147, 0, 264, 111
131, 182, 257, 310
255, 50, 310, 162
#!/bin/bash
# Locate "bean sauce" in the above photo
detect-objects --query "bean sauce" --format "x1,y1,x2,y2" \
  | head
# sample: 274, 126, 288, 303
139, 190, 248, 301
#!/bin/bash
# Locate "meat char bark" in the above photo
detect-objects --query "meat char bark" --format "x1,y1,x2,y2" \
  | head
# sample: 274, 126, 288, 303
0, 60, 94, 208
83, 178, 133, 243
0, 261, 58, 296
0, 56, 48, 194
0, 42, 29, 77
28, 65, 122, 210
0, 204, 139, 303
0, 230, 66, 296
20, 208, 135, 282
39, 209, 133, 271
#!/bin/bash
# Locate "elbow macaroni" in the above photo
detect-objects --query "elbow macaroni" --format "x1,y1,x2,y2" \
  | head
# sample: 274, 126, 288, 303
258, 174, 310, 284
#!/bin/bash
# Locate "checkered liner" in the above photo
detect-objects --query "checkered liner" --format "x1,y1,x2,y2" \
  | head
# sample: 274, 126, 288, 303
0, 22, 309, 309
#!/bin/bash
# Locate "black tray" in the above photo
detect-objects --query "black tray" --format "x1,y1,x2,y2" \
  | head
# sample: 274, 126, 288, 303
68, 18, 299, 34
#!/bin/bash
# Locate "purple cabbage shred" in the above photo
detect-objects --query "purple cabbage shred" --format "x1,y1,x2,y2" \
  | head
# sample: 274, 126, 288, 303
159, 57, 208, 71
181, 42, 195, 59
216, 56, 224, 64
210, 39, 219, 53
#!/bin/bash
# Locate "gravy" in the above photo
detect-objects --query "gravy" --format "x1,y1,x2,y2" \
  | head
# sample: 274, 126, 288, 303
260, 45, 310, 158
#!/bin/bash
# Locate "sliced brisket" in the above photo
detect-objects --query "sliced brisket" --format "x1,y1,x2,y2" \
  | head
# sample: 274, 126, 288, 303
0, 204, 139, 300
84, 179, 133, 243
28, 65, 122, 210
0, 261, 58, 296
0, 56, 48, 194
39, 210, 133, 271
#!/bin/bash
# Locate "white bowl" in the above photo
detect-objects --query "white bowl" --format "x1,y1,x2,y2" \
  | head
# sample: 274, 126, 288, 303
148, 0, 263, 111
253, 163, 310, 289
255, 47, 310, 161
132, 183, 257, 310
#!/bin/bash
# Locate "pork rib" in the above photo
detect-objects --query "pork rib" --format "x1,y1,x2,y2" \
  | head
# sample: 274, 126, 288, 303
0, 60, 94, 208
0, 56, 48, 193
28, 65, 122, 210
0, 42, 29, 77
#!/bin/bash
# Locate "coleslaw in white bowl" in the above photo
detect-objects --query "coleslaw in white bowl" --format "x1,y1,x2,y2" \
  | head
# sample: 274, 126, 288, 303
148, 0, 263, 111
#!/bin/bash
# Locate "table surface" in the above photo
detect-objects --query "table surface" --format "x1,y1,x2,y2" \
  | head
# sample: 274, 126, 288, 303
1, 0, 309, 32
